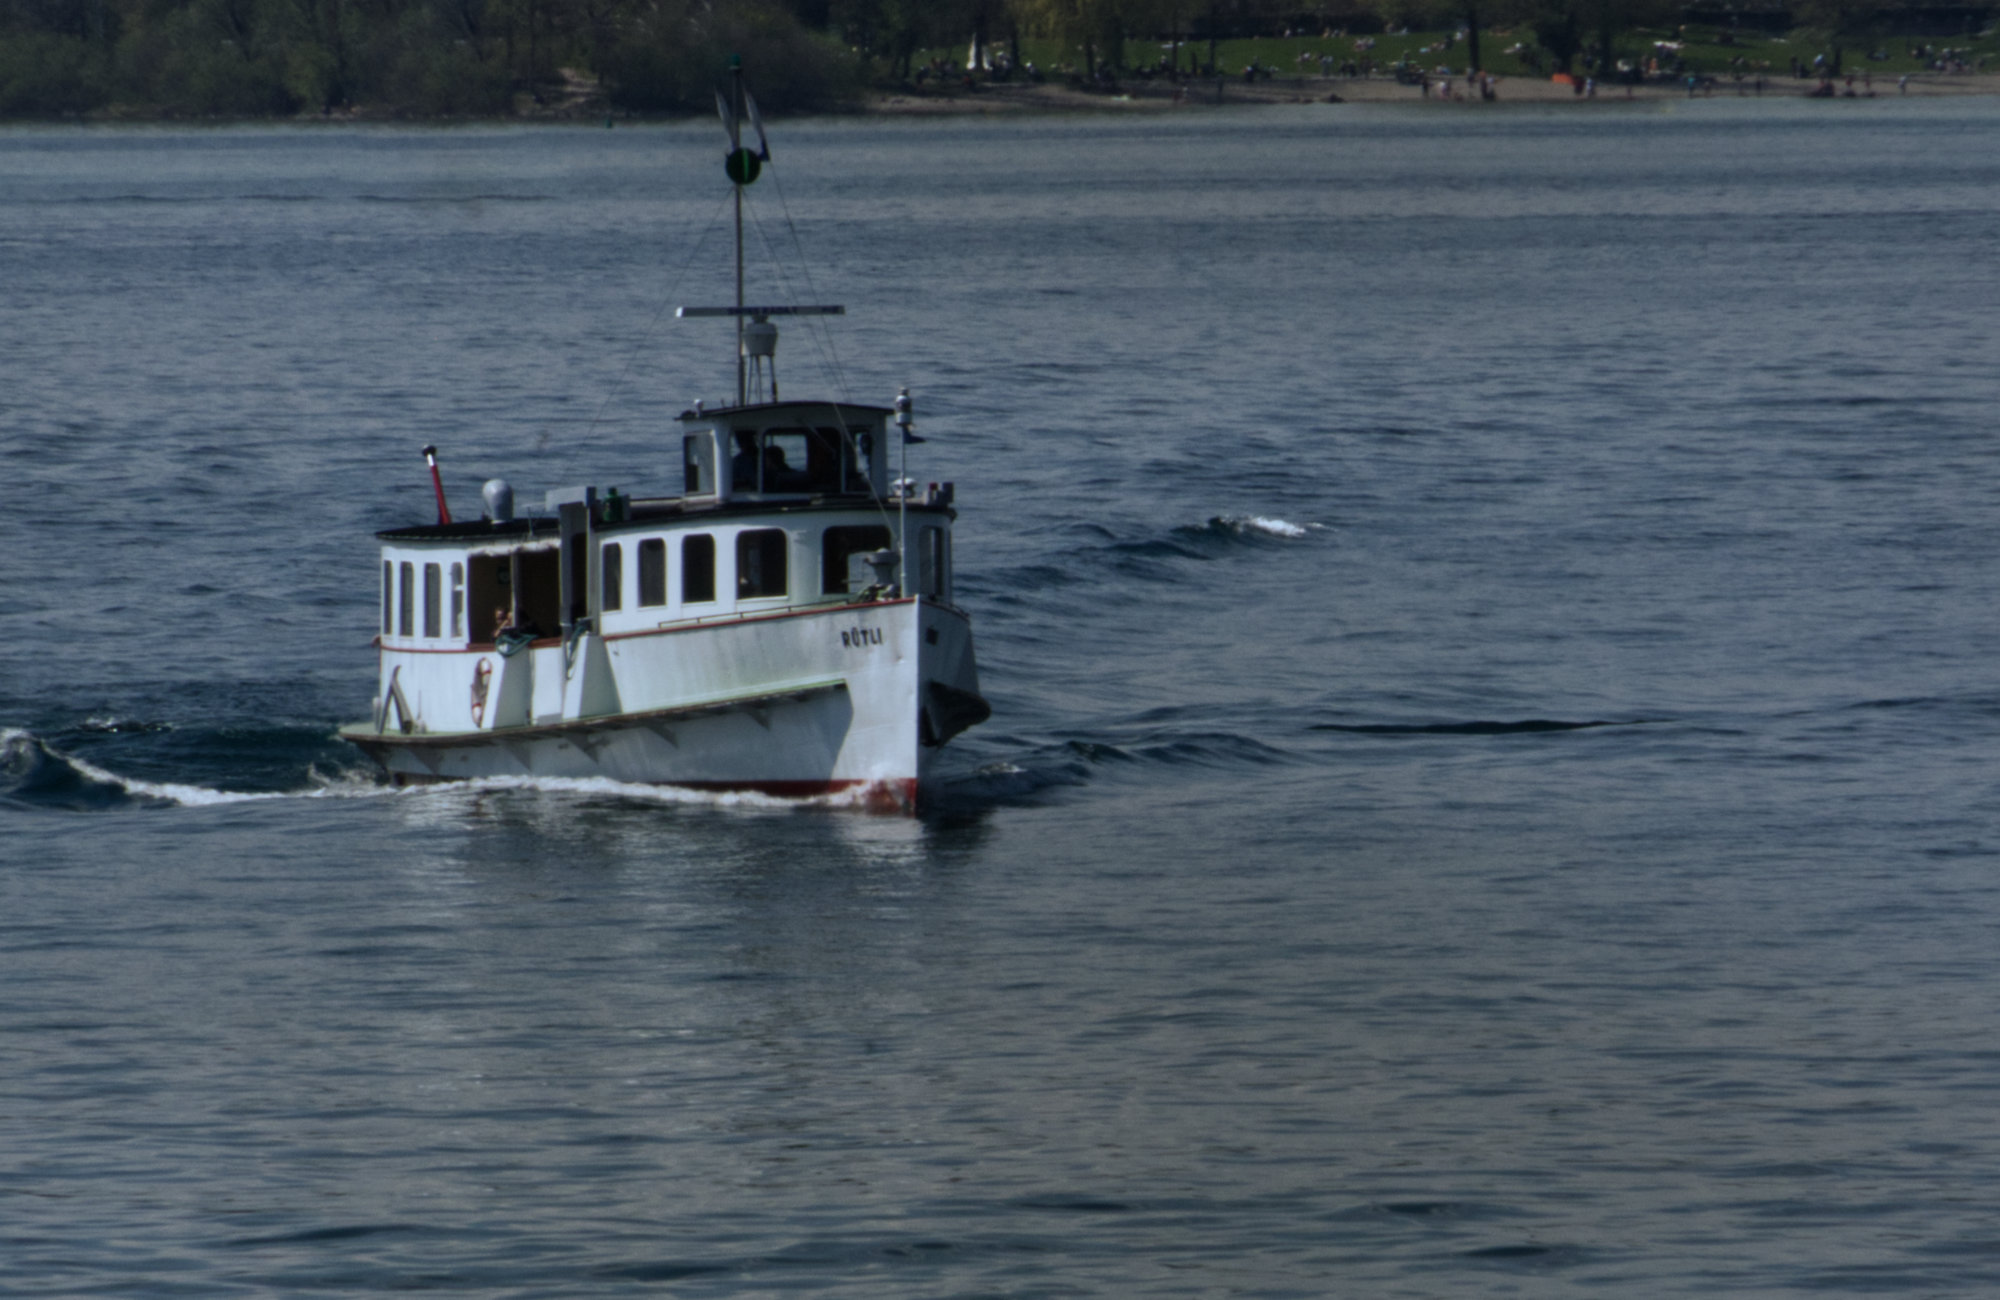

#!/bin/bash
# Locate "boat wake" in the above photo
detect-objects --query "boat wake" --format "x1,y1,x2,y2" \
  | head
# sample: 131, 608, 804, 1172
1, 726, 925, 817
0, 726, 376, 811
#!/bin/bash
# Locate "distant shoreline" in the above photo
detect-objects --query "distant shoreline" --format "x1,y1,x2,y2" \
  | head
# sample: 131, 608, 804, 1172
9, 71, 1995, 126
860, 70, 2000, 115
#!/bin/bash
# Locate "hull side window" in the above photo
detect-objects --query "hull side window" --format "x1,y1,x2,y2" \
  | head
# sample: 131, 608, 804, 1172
638, 539, 666, 607
683, 534, 716, 604
737, 528, 788, 599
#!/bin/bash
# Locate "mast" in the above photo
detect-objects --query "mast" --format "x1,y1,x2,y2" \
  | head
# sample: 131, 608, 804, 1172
731, 56, 746, 406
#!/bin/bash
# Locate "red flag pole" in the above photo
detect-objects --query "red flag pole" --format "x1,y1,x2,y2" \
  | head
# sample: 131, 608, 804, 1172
422, 445, 452, 525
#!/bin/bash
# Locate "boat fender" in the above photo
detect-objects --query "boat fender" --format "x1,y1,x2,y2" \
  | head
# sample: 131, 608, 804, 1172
470, 658, 493, 727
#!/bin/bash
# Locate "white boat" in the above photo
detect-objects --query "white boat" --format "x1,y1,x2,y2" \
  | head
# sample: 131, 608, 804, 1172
338, 67, 988, 812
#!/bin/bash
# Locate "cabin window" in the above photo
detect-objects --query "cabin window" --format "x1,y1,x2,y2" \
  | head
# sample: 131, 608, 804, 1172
423, 564, 442, 638
449, 563, 464, 638
382, 561, 392, 634
823, 524, 893, 594
469, 554, 510, 643
568, 543, 588, 626
601, 543, 623, 613
737, 529, 788, 599
514, 549, 562, 638
398, 562, 415, 637
638, 539, 667, 607
918, 526, 946, 599
682, 534, 715, 604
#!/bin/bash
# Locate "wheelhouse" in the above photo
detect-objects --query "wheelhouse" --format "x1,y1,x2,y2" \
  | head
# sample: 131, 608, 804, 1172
374, 399, 958, 655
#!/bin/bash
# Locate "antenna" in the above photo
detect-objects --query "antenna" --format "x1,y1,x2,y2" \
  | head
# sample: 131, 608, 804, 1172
702, 57, 831, 407
676, 305, 845, 406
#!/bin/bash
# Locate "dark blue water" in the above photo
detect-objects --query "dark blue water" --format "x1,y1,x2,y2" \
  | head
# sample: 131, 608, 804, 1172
5, 100, 2000, 1294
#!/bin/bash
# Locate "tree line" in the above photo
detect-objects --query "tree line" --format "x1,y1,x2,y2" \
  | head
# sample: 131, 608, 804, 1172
0, 0, 1930, 117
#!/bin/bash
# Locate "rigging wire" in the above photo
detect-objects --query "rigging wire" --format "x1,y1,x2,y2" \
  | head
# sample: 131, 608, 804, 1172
743, 174, 901, 546
538, 188, 735, 489
763, 164, 854, 402
742, 195, 848, 406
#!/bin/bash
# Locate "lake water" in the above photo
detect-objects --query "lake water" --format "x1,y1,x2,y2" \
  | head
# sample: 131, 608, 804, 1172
5, 98, 2000, 1295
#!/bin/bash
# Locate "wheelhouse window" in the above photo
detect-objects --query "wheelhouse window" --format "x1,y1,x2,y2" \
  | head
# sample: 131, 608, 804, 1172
423, 563, 442, 638
382, 561, 392, 634
684, 433, 715, 495
823, 524, 893, 594
727, 427, 855, 495
398, 562, 415, 637
759, 429, 842, 493
729, 431, 758, 493
638, 539, 667, 607
682, 534, 715, 604
737, 528, 788, 599
449, 563, 465, 638
601, 543, 623, 613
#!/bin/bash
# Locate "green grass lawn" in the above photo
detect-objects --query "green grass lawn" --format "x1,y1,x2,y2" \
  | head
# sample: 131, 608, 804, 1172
909, 26, 1996, 87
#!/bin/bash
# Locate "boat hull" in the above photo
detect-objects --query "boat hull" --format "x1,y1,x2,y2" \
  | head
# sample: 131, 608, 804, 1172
340, 597, 983, 813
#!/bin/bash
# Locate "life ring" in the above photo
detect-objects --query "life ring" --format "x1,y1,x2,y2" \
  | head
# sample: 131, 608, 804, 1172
470, 657, 493, 726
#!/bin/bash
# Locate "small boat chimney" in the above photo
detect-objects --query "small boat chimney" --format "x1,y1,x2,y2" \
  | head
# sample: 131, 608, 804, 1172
482, 478, 515, 522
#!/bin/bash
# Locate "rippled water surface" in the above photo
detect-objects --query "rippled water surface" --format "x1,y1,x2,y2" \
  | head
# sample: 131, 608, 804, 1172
5, 100, 2000, 1295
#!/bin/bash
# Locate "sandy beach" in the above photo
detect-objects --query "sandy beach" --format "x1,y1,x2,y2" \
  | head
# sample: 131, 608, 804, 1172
865, 69, 2000, 114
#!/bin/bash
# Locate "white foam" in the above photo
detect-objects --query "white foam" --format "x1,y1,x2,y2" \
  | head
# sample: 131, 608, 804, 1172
2, 728, 386, 808
434, 772, 883, 811
63, 750, 293, 807
8, 726, 891, 814
1218, 515, 1317, 539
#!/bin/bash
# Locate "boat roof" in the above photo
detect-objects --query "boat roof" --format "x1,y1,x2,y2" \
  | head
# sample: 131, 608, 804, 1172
376, 495, 948, 543
677, 399, 893, 422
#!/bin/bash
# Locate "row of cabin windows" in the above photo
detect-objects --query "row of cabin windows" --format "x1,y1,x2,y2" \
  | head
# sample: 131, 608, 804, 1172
380, 523, 941, 642
382, 561, 465, 638
600, 525, 903, 612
